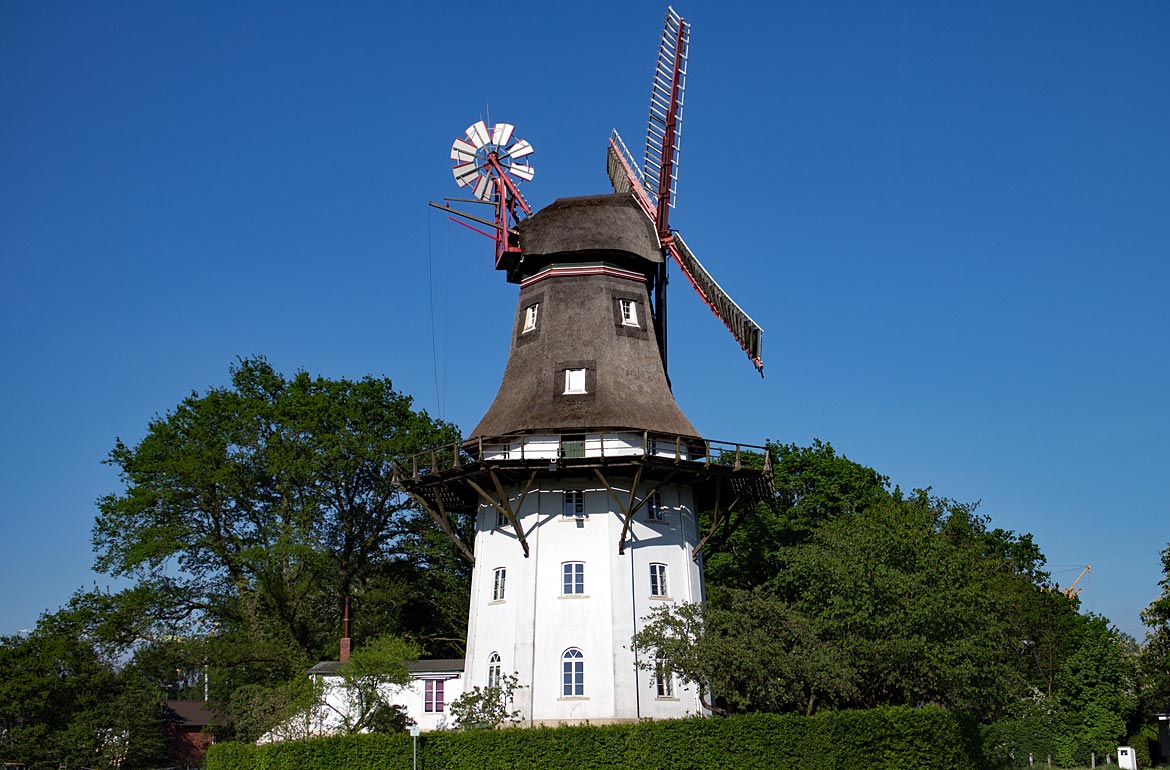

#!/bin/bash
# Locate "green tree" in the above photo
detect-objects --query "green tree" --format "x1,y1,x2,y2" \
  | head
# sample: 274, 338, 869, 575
703, 440, 890, 590
778, 493, 1039, 718
1051, 615, 1137, 765
631, 587, 855, 716
0, 601, 168, 770
231, 634, 418, 742
1138, 544, 1170, 758
321, 634, 420, 734
92, 357, 462, 681
449, 673, 524, 730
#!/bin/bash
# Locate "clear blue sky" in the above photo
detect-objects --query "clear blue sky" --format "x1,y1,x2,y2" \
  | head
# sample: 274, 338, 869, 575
2, 1, 1167, 640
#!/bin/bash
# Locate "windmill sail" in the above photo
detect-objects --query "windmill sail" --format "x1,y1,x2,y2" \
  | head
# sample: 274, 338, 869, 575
644, 7, 689, 215
606, 9, 764, 376
669, 233, 764, 373
607, 130, 656, 221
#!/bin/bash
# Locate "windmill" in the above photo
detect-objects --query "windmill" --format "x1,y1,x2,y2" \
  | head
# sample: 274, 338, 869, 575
403, 8, 772, 726
607, 7, 764, 376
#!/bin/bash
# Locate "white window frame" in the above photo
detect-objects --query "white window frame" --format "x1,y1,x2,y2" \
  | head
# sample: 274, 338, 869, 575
562, 648, 584, 697
563, 490, 585, 519
495, 508, 508, 530
562, 561, 585, 596
619, 298, 638, 327
649, 562, 669, 598
655, 655, 675, 698
523, 303, 539, 333
492, 567, 506, 602
564, 368, 587, 394
646, 491, 664, 522
487, 652, 502, 689
424, 679, 445, 712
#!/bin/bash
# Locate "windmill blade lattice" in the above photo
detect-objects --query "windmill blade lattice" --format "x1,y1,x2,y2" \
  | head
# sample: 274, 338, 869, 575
450, 120, 536, 201
669, 233, 764, 372
644, 7, 689, 214
605, 8, 764, 376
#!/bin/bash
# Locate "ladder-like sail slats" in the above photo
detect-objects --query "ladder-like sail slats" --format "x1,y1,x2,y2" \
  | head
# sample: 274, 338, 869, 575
668, 232, 764, 374
643, 6, 689, 212
606, 130, 657, 223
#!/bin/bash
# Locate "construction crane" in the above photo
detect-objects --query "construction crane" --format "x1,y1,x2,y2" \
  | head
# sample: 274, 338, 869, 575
1063, 565, 1091, 599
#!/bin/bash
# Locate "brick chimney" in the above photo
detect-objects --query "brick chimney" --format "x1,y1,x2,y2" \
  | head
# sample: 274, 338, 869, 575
339, 595, 352, 663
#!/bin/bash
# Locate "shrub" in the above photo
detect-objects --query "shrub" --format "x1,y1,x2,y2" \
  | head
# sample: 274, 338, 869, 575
207, 705, 977, 770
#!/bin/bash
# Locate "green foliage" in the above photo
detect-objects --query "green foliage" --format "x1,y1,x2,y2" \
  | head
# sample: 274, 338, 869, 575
1051, 616, 1136, 765
703, 440, 890, 590
448, 672, 524, 729
0, 603, 169, 770
207, 705, 975, 770
93, 357, 463, 664
229, 672, 322, 744
1140, 544, 1170, 722
327, 634, 421, 734
673, 474, 1069, 722
85, 357, 465, 743
230, 634, 419, 742
632, 587, 855, 716
982, 615, 1138, 768
777, 493, 1035, 718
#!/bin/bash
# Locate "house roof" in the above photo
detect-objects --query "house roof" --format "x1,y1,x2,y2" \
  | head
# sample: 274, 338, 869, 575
308, 658, 464, 677
166, 700, 215, 727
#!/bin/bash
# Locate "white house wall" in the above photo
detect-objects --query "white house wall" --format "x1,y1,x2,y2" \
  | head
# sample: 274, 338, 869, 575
463, 471, 706, 725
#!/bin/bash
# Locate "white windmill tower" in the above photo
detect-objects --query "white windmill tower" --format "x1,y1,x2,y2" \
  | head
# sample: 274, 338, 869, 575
404, 7, 770, 725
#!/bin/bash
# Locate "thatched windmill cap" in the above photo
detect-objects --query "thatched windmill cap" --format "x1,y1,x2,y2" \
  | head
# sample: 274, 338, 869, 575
469, 194, 698, 440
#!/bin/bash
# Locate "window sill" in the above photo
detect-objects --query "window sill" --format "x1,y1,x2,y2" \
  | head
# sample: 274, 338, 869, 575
558, 696, 589, 701
559, 594, 590, 600
489, 599, 505, 606
649, 595, 673, 601
655, 696, 680, 702
559, 517, 588, 523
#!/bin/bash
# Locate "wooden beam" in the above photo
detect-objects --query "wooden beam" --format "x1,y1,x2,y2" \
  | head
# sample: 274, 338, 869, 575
595, 466, 643, 555
467, 476, 531, 558
407, 490, 474, 563
692, 474, 725, 561
596, 467, 679, 555
490, 469, 534, 558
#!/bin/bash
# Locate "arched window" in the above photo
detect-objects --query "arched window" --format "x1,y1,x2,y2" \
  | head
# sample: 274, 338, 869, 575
562, 648, 584, 697
487, 652, 502, 689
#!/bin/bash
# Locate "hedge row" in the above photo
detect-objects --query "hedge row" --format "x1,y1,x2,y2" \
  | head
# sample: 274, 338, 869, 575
206, 705, 979, 770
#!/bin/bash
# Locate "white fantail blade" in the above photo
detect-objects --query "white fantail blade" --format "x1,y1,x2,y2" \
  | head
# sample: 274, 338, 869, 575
503, 138, 533, 160
509, 163, 535, 182
452, 162, 480, 186
492, 123, 515, 146
450, 137, 477, 164
466, 120, 491, 148
473, 173, 493, 201
669, 231, 764, 374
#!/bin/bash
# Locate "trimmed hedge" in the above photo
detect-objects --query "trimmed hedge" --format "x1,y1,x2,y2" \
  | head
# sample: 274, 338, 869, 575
207, 706, 978, 770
